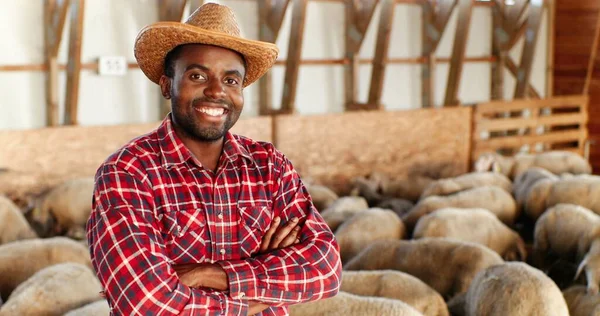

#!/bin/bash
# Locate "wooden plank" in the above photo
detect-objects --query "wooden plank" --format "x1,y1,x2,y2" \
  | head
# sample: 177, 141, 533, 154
344, 0, 379, 110
443, 0, 473, 106
63, 0, 85, 126
258, 0, 292, 115
366, 0, 395, 109
279, 0, 308, 114
475, 113, 587, 133
583, 8, 600, 95
505, 57, 541, 98
475, 95, 587, 114
475, 130, 585, 150
44, 0, 70, 127
491, 0, 505, 100
514, 0, 544, 98
545, 0, 555, 97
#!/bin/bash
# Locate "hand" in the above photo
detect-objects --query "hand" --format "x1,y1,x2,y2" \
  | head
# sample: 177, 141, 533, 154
259, 216, 301, 253
172, 263, 228, 291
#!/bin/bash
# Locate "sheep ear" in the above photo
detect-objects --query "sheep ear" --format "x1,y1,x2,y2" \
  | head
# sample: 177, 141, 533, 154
576, 256, 589, 281
517, 238, 528, 262
492, 161, 502, 174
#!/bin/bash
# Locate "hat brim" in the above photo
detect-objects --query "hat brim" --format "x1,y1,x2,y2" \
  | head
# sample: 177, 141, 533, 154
134, 22, 279, 88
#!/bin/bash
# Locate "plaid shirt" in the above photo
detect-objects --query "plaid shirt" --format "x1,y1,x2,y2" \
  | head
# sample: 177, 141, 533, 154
86, 115, 342, 315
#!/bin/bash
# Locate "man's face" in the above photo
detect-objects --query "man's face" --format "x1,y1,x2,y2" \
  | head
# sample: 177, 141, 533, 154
161, 44, 245, 143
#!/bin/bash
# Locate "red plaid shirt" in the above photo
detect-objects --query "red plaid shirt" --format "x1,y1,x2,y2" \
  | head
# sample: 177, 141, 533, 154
86, 115, 342, 315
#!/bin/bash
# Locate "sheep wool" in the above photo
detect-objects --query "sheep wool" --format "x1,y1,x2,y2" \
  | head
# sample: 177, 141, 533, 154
64, 300, 111, 316
563, 285, 600, 316
0, 195, 36, 246
420, 172, 512, 200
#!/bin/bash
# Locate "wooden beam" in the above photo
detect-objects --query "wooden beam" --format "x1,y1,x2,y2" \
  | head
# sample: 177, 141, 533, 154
44, 0, 70, 127
258, 0, 292, 115
64, 0, 85, 126
583, 8, 600, 95
422, 0, 457, 108
514, 0, 544, 98
545, 0, 554, 97
279, 0, 308, 114
344, 0, 379, 109
505, 57, 541, 98
187, 0, 205, 13
158, 0, 188, 21
491, 0, 504, 100
443, 0, 473, 106
366, 0, 395, 109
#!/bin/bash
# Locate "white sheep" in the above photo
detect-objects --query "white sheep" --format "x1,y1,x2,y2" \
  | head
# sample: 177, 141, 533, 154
64, 300, 110, 316
533, 203, 600, 294
563, 285, 600, 316
525, 175, 600, 220
0, 195, 36, 245
0, 263, 102, 316
402, 186, 517, 231
288, 291, 424, 316
306, 183, 339, 212
474, 150, 592, 180
448, 262, 569, 316
512, 167, 558, 213
0, 236, 92, 301
28, 177, 94, 239
343, 238, 504, 300
376, 198, 414, 218
320, 196, 369, 232
341, 270, 449, 316
420, 172, 512, 200
413, 208, 526, 261
335, 208, 405, 263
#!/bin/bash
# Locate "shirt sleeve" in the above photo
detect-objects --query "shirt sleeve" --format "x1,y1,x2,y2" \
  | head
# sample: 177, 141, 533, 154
86, 164, 248, 315
218, 153, 342, 305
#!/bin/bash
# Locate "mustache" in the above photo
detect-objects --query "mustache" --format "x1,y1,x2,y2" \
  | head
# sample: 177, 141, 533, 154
192, 98, 230, 108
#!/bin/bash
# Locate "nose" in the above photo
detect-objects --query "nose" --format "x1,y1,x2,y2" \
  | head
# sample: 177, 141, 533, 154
204, 79, 226, 100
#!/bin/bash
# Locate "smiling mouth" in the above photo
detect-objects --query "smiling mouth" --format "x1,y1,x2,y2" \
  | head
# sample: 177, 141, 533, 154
194, 106, 228, 117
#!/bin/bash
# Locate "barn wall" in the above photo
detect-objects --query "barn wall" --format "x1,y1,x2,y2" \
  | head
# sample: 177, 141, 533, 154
0, 0, 548, 130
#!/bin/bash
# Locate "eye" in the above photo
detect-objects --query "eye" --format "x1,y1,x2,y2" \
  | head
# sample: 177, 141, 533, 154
225, 78, 239, 85
189, 73, 206, 81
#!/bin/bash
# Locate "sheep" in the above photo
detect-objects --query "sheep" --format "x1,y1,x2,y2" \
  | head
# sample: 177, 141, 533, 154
0, 263, 102, 316
27, 177, 94, 239
376, 198, 414, 218
413, 208, 526, 261
335, 208, 405, 263
288, 291, 424, 316
512, 167, 558, 213
352, 172, 435, 203
341, 270, 449, 316
401, 186, 517, 232
525, 175, 600, 220
320, 196, 369, 232
0, 236, 92, 301
0, 195, 37, 245
343, 238, 504, 300
448, 262, 569, 316
474, 150, 592, 180
533, 203, 600, 294
420, 172, 512, 200
306, 183, 338, 212
563, 285, 600, 316
64, 300, 110, 316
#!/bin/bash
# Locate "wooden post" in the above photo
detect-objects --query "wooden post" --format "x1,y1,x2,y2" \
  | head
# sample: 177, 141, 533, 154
490, 0, 505, 100
366, 0, 395, 109
344, 0, 379, 110
422, 0, 457, 108
258, 0, 292, 115
545, 0, 555, 97
64, 0, 85, 125
280, 0, 308, 114
43, 0, 69, 126
443, 0, 473, 107
514, 0, 544, 99
583, 8, 600, 95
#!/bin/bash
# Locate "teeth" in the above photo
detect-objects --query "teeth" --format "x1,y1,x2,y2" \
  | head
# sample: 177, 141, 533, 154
198, 107, 225, 116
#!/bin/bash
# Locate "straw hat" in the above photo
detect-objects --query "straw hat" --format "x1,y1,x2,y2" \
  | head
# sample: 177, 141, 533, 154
134, 3, 279, 88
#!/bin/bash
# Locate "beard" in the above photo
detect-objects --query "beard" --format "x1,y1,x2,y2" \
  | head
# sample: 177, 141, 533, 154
171, 97, 236, 143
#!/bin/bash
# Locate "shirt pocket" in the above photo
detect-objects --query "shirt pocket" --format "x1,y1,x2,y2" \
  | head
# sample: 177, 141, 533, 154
238, 202, 272, 257
159, 208, 209, 263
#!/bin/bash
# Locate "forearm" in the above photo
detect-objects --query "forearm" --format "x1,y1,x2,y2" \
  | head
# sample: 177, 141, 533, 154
174, 262, 229, 291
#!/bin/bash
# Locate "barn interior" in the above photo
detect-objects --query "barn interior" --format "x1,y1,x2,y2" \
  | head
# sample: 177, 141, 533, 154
1, 0, 600, 315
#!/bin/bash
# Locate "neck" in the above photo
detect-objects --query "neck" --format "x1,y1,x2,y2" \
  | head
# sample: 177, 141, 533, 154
173, 125, 225, 173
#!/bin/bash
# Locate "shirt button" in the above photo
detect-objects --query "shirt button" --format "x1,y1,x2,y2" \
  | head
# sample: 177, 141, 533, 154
218, 213, 223, 219
238, 292, 245, 298
220, 249, 226, 255
177, 225, 182, 236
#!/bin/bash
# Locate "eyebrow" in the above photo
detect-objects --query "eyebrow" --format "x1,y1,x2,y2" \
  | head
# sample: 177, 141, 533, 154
184, 64, 244, 78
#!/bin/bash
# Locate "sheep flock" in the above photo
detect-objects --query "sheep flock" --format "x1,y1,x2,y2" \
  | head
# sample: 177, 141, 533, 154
0, 150, 598, 315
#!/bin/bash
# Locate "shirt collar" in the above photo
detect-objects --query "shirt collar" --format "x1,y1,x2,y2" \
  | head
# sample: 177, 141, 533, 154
157, 115, 254, 169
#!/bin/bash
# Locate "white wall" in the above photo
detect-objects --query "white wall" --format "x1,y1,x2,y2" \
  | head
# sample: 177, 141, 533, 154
0, 0, 549, 130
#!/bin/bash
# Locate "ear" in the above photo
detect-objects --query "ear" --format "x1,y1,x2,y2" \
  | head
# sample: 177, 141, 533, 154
576, 256, 589, 281
159, 75, 172, 100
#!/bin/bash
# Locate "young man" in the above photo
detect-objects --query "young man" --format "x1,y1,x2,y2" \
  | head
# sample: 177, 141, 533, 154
86, 3, 341, 315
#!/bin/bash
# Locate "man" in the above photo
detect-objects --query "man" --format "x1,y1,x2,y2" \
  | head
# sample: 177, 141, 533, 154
86, 3, 341, 315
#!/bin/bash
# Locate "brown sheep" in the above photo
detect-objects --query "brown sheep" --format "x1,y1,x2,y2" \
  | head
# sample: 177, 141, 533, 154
413, 208, 526, 261
0, 195, 36, 245
563, 285, 600, 316
343, 238, 504, 300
